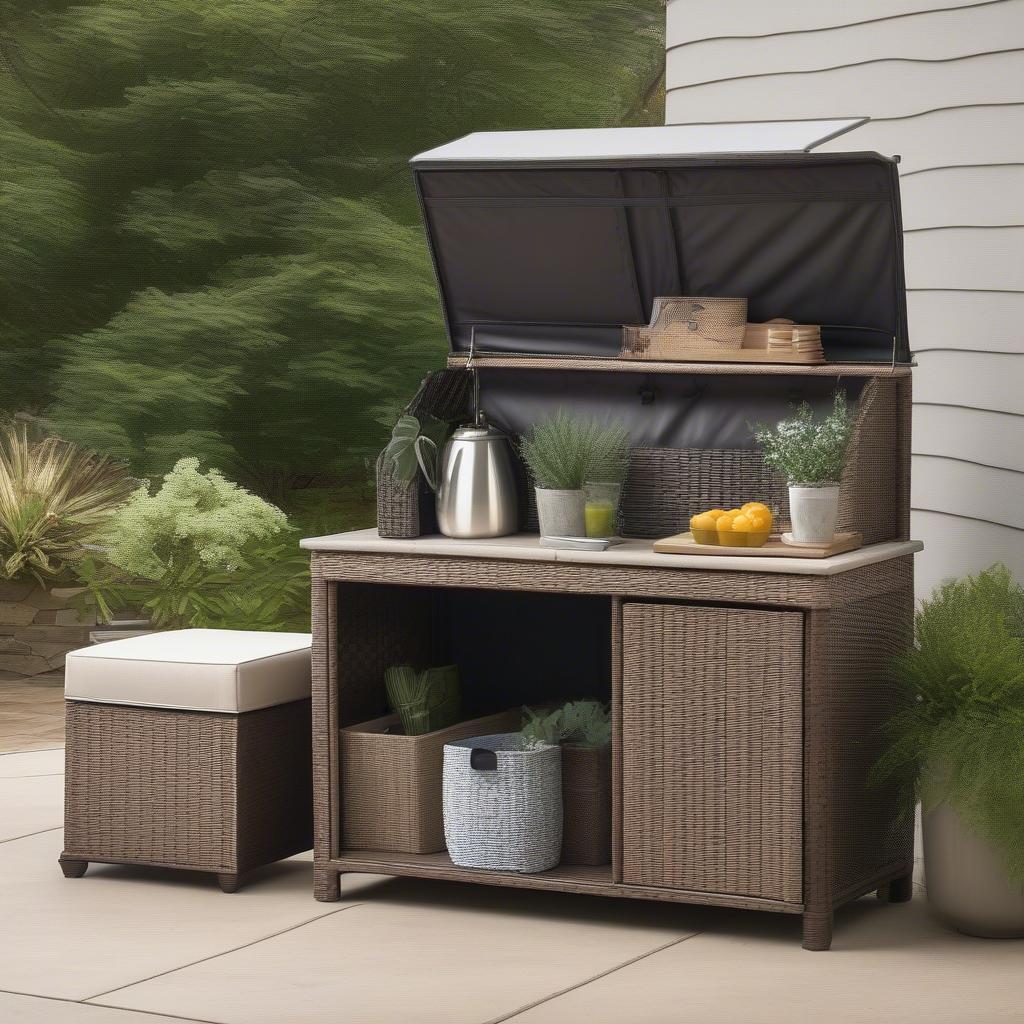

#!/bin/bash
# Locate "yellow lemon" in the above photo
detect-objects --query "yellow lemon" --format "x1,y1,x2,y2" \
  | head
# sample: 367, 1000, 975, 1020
730, 513, 756, 533
748, 509, 773, 531
741, 502, 770, 516
706, 508, 727, 521
716, 512, 737, 531
690, 512, 717, 531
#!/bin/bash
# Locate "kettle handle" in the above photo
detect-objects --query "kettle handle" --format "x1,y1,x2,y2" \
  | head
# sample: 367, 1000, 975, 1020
413, 435, 439, 492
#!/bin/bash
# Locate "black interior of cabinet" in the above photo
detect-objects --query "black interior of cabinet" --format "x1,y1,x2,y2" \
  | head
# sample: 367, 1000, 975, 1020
336, 583, 612, 726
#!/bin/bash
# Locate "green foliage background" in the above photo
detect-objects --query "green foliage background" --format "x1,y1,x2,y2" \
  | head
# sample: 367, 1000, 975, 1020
0, 1, 665, 515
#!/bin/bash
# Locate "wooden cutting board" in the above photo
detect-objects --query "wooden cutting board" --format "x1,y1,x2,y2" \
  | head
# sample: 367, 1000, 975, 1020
653, 531, 863, 559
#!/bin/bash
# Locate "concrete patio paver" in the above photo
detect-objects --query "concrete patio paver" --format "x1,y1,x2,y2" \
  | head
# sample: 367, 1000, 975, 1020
505, 896, 1024, 1024
96, 880, 694, 1024
0, 822, 374, 1002
0, 771, 64, 841
0, 746, 64, 778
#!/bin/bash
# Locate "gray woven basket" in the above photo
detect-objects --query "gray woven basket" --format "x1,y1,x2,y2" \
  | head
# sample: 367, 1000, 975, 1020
443, 733, 562, 874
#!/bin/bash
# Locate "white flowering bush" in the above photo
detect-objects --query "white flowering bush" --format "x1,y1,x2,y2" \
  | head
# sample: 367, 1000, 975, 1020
751, 392, 855, 486
78, 458, 305, 629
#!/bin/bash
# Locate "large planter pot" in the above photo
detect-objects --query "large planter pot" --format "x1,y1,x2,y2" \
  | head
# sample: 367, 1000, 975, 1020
924, 801, 1024, 938
788, 483, 840, 543
534, 487, 585, 538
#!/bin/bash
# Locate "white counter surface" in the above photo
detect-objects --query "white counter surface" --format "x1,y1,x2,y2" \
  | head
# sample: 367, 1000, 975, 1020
301, 529, 923, 577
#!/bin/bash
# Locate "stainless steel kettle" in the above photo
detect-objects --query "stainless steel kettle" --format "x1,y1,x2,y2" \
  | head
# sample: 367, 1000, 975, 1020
415, 418, 518, 539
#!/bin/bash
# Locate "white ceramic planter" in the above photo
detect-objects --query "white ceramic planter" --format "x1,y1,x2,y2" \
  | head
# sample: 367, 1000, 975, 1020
924, 801, 1024, 938
535, 488, 585, 538
788, 484, 840, 543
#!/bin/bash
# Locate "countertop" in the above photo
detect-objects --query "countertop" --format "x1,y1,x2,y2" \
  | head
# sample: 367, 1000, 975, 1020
300, 529, 923, 577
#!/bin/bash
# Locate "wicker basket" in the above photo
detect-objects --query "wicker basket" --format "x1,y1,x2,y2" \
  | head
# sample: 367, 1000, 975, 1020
623, 296, 748, 359
341, 708, 520, 854
443, 733, 562, 873
376, 369, 473, 539
561, 743, 612, 866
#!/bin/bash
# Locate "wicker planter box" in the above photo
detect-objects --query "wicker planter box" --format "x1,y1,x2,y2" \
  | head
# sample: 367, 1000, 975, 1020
341, 708, 520, 854
561, 743, 612, 866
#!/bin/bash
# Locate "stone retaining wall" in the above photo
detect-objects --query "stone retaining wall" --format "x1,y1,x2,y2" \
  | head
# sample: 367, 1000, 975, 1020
0, 582, 94, 677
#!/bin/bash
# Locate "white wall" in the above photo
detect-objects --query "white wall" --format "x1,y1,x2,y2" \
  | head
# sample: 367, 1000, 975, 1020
666, 0, 1024, 597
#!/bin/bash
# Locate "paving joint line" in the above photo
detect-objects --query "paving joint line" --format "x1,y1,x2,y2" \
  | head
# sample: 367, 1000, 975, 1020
486, 930, 703, 1024
0, 988, 220, 1024
0, 825, 61, 845
83, 902, 366, 1003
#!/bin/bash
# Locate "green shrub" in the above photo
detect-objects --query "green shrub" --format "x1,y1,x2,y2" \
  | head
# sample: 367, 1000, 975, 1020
79, 458, 309, 630
0, 423, 135, 585
873, 564, 1024, 882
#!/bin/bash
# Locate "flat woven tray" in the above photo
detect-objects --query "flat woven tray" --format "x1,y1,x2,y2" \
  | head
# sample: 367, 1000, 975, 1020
653, 531, 863, 559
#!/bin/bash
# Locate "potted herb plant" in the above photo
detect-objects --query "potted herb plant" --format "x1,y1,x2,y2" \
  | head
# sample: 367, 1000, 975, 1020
520, 413, 629, 538
751, 391, 854, 544
521, 700, 613, 865
873, 565, 1024, 937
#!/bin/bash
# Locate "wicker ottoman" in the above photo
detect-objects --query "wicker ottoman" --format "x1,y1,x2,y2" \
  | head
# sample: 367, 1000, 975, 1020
59, 629, 313, 892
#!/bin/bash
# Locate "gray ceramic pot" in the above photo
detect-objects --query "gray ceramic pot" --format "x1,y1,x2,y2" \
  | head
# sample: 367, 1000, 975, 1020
534, 488, 585, 538
923, 801, 1024, 938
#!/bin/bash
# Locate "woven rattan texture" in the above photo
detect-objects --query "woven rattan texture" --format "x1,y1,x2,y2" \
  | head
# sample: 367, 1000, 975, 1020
561, 743, 612, 866
822, 587, 916, 899
620, 603, 803, 904
621, 448, 789, 539
376, 370, 472, 538
341, 709, 521, 854
64, 701, 312, 874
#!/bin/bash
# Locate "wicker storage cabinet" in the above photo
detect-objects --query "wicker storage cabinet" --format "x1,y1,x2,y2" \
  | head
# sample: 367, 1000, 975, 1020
621, 604, 803, 902
341, 708, 520, 853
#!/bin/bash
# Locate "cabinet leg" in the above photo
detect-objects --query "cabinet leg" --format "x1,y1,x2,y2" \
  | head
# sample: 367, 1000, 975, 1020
59, 857, 88, 879
217, 872, 242, 893
314, 863, 341, 902
802, 910, 833, 951
878, 872, 913, 903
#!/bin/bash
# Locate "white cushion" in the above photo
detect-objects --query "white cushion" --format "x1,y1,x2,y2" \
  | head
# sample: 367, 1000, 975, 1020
64, 629, 312, 713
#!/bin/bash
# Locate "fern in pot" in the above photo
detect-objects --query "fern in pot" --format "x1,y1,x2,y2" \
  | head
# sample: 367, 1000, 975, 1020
751, 391, 855, 544
873, 565, 1024, 937
520, 413, 629, 539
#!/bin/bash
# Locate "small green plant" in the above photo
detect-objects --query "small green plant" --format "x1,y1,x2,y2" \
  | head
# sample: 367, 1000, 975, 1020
379, 413, 451, 488
0, 423, 135, 585
873, 565, 1024, 882
520, 413, 629, 490
750, 391, 855, 485
521, 700, 612, 748
78, 458, 306, 629
384, 664, 462, 736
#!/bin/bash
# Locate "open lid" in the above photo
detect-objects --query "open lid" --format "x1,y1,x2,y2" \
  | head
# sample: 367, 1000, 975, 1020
411, 120, 910, 364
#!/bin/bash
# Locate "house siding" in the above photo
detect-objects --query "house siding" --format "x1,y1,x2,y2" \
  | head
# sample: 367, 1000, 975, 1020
666, 0, 1024, 597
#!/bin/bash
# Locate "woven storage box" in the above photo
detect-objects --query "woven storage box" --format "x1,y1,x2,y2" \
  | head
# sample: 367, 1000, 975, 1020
341, 708, 520, 854
622, 296, 748, 359
443, 733, 562, 874
561, 743, 612, 866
